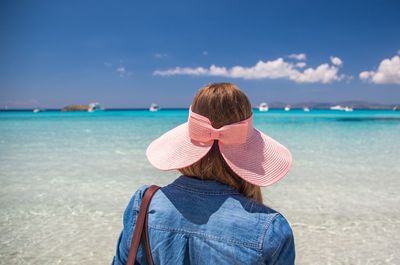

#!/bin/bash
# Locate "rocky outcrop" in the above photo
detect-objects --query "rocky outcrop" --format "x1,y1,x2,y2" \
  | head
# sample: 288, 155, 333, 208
61, 104, 90, 112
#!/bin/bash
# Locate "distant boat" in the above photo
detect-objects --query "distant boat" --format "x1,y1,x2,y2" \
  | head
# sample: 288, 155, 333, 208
330, 105, 353, 111
258, 102, 269, 112
330, 105, 345, 111
393, 106, 398, 111
303, 107, 310, 112
33, 108, 43, 113
88, 102, 103, 112
344, 106, 353, 112
149, 103, 159, 112
284, 105, 291, 111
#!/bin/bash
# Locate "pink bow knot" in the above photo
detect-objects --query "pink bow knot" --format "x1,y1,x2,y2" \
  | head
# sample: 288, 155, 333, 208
210, 130, 221, 140
188, 107, 253, 145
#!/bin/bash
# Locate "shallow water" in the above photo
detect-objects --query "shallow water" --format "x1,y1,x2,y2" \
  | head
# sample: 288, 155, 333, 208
0, 109, 399, 264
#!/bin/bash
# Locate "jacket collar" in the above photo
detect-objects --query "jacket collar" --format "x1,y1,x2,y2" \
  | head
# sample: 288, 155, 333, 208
171, 175, 241, 194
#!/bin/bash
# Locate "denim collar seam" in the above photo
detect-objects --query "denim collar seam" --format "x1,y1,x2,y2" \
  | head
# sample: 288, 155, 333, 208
170, 183, 240, 195
148, 224, 260, 249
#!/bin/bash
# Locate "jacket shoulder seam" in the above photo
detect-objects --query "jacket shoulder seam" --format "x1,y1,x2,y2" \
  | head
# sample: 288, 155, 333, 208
259, 213, 281, 250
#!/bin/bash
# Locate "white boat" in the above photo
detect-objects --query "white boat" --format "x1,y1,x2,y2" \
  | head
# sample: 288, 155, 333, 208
88, 102, 103, 112
303, 107, 310, 112
284, 105, 291, 111
258, 102, 269, 112
330, 105, 345, 111
393, 106, 398, 111
344, 106, 353, 112
149, 103, 159, 112
33, 108, 41, 113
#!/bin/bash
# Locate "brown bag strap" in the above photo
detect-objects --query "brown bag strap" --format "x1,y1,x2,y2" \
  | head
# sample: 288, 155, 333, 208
127, 185, 160, 265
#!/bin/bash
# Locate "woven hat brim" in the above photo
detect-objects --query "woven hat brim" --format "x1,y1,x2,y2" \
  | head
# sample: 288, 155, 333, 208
146, 123, 212, 171
220, 128, 292, 186
146, 124, 292, 187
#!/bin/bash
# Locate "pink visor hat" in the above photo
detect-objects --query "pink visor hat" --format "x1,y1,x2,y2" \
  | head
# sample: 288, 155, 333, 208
146, 107, 293, 187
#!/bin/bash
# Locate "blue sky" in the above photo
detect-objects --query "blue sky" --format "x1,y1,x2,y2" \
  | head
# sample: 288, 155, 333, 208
0, 0, 399, 108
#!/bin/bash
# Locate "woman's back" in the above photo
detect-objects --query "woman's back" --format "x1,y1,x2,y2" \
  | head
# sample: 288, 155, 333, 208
113, 175, 295, 265
112, 83, 295, 264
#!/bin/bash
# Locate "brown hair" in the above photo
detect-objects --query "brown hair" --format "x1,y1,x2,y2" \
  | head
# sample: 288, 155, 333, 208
178, 83, 263, 203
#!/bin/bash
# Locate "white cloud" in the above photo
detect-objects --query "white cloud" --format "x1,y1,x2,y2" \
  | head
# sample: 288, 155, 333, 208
359, 71, 372, 80
290, 63, 342, 83
154, 67, 208, 76
330, 56, 343, 66
154, 56, 345, 84
288, 53, 306, 61
104, 62, 112, 67
154, 53, 168, 59
116, 67, 126, 74
116, 66, 132, 77
359, 55, 400, 84
228, 59, 296, 80
202, 51, 208, 56
296, 62, 306, 68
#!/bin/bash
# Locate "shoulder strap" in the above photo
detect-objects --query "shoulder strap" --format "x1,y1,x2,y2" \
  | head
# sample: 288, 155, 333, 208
127, 185, 160, 265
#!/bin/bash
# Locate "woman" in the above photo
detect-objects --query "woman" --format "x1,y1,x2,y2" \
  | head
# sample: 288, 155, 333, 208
113, 83, 295, 264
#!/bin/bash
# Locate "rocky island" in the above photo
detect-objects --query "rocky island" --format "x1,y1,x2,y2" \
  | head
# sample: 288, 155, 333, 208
61, 102, 102, 112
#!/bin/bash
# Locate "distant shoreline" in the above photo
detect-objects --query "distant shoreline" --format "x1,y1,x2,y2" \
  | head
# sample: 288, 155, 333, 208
1, 101, 399, 112
1, 107, 399, 112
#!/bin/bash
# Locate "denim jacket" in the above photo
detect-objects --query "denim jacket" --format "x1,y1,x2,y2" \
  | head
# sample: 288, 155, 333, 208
112, 175, 295, 265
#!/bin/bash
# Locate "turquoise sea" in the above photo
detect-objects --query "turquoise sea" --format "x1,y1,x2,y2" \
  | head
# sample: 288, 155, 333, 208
1, 109, 400, 265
